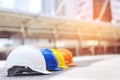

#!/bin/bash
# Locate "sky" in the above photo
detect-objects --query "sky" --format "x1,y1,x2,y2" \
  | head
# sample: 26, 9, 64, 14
29, 0, 41, 13
0, 0, 41, 14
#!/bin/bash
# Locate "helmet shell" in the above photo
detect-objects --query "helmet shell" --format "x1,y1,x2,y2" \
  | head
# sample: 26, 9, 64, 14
4, 45, 51, 74
50, 49, 68, 69
58, 49, 77, 67
40, 48, 62, 71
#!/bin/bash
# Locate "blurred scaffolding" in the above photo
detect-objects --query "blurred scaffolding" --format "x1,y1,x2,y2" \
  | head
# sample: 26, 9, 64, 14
0, 0, 120, 60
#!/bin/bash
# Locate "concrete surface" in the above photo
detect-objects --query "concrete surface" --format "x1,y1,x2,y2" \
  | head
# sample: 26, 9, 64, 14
0, 54, 120, 80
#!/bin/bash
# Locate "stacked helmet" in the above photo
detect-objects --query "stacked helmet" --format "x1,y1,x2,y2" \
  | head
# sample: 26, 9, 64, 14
4, 45, 51, 76
58, 49, 77, 67
50, 49, 68, 69
40, 48, 62, 71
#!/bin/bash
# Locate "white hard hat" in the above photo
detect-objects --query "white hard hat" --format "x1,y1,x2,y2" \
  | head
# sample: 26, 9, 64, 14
4, 45, 51, 76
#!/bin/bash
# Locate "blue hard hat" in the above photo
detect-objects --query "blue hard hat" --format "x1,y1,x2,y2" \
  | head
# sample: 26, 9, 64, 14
40, 48, 62, 71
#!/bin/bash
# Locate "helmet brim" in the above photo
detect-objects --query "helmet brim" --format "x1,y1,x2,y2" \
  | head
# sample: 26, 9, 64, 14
67, 62, 77, 67
59, 65, 69, 69
53, 67, 62, 71
48, 67, 62, 71
40, 71, 52, 74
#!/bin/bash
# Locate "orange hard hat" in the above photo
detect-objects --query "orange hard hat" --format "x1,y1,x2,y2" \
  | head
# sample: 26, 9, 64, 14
58, 48, 77, 67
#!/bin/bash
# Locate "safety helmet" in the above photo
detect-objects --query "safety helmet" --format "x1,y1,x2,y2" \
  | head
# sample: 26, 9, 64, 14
50, 49, 68, 69
58, 49, 77, 67
40, 48, 62, 71
4, 45, 51, 76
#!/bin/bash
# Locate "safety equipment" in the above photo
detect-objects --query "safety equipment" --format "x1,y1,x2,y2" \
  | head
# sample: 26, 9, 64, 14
50, 49, 68, 69
40, 48, 62, 71
4, 45, 51, 76
58, 49, 77, 67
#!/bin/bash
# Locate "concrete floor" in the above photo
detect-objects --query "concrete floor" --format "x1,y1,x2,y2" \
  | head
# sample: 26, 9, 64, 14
0, 54, 120, 80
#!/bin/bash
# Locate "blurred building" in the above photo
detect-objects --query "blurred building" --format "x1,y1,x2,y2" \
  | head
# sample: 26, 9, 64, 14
40, 0, 120, 23
110, 0, 120, 24
65, 0, 93, 20
0, 0, 119, 23
41, 0, 64, 16
93, 0, 112, 22
41, 0, 57, 15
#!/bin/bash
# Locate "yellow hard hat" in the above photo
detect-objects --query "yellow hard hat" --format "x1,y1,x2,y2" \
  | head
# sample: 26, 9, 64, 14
50, 49, 68, 69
